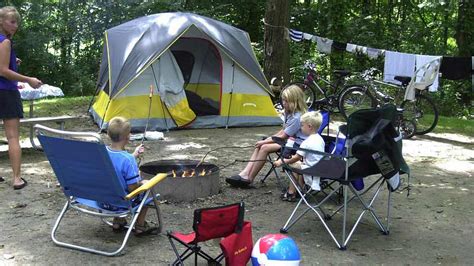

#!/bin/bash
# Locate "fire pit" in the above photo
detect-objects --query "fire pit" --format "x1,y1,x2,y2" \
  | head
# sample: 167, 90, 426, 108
139, 160, 220, 202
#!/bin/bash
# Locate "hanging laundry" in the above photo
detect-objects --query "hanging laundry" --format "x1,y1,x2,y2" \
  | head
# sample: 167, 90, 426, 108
439, 56, 472, 80
383, 51, 416, 85
415, 55, 441, 92
314, 36, 333, 54
332, 41, 347, 52
302, 33, 313, 40
367, 47, 384, 59
346, 43, 357, 53
289, 29, 303, 42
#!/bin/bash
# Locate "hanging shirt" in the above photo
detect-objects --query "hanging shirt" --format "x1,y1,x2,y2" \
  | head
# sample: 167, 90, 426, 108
0, 34, 18, 90
415, 55, 441, 92
383, 51, 416, 85
332, 41, 347, 52
367, 47, 384, 59
314, 36, 333, 54
439, 56, 472, 80
289, 29, 303, 42
302, 33, 313, 40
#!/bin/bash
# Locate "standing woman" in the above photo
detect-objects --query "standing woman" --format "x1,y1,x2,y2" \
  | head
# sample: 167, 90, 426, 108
0, 6, 42, 189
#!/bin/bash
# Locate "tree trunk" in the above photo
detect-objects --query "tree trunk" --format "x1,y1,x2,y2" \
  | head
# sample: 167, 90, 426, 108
263, 0, 290, 85
456, 0, 474, 56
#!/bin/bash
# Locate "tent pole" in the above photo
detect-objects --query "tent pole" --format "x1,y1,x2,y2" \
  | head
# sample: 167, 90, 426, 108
225, 62, 236, 129
151, 62, 169, 132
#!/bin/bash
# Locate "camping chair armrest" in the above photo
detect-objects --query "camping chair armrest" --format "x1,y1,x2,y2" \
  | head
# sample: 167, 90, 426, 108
125, 173, 167, 200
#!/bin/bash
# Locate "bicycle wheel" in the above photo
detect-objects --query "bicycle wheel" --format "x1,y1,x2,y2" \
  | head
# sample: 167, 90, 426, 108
401, 93, 439, 135
398, 119, 416, 139
338, 86, 377, 120
285, 82, 316, 109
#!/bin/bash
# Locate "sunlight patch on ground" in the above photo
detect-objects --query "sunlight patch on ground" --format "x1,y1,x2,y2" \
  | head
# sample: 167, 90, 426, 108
166, 142, 207, 151
435, 160, 474, 176
403, 138, 474, 161
426, 132, 474, 144
413, 182, 469, 191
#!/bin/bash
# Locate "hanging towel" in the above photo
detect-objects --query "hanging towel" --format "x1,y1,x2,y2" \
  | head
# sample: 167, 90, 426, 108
439, 56, 472, 80
415, 55, 441, 92
346, 43, 357, 53
315, 36, 333, 54
383, 51, 416, 85
289, 29, 303, 42
346, 43, 367, 54
332, 41, 347, 52
367, 47, 384, 59
302, 33, 313, 40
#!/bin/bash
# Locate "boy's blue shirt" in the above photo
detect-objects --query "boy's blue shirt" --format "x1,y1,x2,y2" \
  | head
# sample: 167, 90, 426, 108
106, 146, 141, 192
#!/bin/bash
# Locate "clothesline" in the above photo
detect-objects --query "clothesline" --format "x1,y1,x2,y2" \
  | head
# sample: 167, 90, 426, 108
288, 29, 474, 85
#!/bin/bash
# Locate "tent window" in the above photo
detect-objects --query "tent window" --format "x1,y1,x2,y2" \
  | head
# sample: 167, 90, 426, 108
171, 50, 194, 86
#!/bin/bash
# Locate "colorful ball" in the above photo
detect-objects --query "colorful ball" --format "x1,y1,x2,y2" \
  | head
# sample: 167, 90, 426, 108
251, 234, 300, 266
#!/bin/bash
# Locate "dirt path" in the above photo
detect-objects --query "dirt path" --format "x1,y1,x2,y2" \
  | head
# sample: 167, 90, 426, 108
0, 119, 473, 265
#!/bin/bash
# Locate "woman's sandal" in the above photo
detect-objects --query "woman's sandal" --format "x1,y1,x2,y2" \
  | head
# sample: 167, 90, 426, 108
112, 218, 128, 232
133, 221, 159, 237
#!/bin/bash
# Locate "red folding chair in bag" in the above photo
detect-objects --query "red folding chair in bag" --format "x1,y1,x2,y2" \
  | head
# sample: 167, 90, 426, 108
167, 202, 245, 265
220, 221, 253, 265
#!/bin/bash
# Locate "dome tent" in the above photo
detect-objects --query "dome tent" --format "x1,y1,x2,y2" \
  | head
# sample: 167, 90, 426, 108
90, 12, 281, 131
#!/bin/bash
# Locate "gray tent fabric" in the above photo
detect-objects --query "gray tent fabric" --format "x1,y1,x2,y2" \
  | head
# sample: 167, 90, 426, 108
100, 12, 269, 98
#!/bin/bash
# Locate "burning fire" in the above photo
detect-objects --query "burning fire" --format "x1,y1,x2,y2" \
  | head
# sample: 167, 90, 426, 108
171, 168, 210, 178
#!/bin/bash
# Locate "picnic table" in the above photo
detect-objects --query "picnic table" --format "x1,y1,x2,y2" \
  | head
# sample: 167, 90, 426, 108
0, 83, 78, 149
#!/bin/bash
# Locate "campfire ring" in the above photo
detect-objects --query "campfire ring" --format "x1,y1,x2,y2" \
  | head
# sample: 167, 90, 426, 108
140, 160, 220, 202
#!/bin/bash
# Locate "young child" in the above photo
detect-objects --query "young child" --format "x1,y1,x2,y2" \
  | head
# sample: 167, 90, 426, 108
226, 84, 308, 187
273, 111, 325, 201
105, 116, 156, 236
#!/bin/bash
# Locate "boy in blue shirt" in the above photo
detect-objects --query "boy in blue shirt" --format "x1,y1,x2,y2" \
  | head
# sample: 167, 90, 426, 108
106, 116, 157, 236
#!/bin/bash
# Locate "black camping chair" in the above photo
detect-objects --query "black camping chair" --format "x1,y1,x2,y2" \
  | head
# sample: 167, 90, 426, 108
276, 104, 409, 250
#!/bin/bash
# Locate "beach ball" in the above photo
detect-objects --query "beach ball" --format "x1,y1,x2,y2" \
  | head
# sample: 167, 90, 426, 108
251, 234, 300, 266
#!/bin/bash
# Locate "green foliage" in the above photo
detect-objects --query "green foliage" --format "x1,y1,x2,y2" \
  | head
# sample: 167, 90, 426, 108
0, 0, 472, 119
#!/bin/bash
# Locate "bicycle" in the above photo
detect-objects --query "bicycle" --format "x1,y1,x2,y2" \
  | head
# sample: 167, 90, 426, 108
340, 69, 439, 136
288, 61, 371, 113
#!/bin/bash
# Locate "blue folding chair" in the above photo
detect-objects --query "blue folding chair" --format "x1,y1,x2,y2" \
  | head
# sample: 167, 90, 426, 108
35, 124, 167, 256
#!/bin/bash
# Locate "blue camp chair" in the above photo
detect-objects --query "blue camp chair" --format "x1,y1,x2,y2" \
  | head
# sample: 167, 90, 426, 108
35, 124, 167, 256
260, 110, 330, 190
276, 104, 409, 250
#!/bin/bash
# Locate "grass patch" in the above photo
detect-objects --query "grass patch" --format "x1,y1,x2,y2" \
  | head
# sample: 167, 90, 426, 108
432, 115, 474, 136
22, 96, 93, 117
12, 96, 473, 138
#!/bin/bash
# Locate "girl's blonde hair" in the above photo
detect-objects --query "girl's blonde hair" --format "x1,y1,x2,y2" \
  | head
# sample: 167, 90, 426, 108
281, 84, 308, 114
0, 6, 21, 26
300, 111, 323, 129
107, 117, 131, 143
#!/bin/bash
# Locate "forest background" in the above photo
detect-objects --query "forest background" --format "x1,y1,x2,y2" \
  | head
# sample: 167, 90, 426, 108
1, 0, 473, 118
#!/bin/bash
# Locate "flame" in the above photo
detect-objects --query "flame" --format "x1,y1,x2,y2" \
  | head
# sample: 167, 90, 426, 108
170, 168, 210, 178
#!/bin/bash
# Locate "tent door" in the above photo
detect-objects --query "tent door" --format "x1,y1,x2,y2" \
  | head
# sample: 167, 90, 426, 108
154, 51, 196, 128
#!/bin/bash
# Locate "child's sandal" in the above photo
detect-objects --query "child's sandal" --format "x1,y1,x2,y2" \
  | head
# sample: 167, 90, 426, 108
134, 221, 159, 237
112, 218, 127, 232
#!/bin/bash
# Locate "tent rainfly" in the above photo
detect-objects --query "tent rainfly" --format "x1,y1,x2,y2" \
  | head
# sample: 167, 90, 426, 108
90, 12, 281, 131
